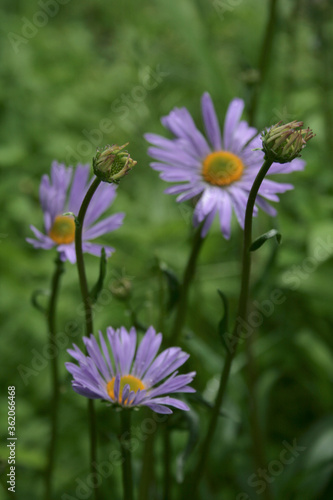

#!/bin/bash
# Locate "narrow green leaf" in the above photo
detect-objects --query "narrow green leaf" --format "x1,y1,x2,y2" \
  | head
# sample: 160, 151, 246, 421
90, 248, 107, 304
250, 229, 281, 252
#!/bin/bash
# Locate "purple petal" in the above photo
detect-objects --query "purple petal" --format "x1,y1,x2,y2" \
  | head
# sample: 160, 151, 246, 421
217, 191, 232, 239
27, 226, 55, 250
147, 396, 190, 411
143, 402, 173, 414
201, 92, 222, 150
83, 213, 125, 240
223, 98, 245, 151
132, 326, 163, 379
85, 182, 117, 227
68, 164, 90, 215
57, 244, 77, 264
82, 242, 115, 259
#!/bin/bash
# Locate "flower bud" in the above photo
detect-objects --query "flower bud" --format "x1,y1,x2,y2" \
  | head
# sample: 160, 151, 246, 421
261, 121, 315, 164
110, 277, 132, 301
93, 143, 137, 183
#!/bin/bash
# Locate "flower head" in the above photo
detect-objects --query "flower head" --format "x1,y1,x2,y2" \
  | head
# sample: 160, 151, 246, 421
93, 143, 137, 183
65, 326, 195, 414
145, 93, 306, 238
27, 161, 125, 263
261, 121, 315, 163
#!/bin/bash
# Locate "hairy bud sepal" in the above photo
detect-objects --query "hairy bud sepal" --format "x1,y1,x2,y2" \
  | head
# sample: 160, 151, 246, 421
261, 121, 315, 164
93, 143, 137, 183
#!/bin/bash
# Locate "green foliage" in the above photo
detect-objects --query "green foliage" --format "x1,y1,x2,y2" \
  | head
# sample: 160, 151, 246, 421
1, 0, 333, 499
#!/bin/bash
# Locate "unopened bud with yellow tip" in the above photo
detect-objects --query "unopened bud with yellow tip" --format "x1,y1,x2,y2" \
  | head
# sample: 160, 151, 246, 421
93, 143, 137, 183
261, 121, 315, 164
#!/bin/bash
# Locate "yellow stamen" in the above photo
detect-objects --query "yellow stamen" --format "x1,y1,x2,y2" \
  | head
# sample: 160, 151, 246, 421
202, 151, 244, 186
48, 215, 75, 244
107, 374, 145, 404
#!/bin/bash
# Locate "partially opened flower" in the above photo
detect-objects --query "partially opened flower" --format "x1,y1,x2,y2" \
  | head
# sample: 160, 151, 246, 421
66, 326, 196, 414
145, 93, 305, 238
27, 161, 125, 263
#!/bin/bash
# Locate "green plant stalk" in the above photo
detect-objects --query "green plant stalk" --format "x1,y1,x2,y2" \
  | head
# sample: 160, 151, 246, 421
191, 158, 274, 495
245, 335, 273, 500
44, 255, 64, 500
74, 176, 101, 500
138, 265, 167, 500
248, 0, 278, 126
169, 225, 204, 346
163, 423, 171, 500
120, 410, 134, 500
138, 410, 156, 500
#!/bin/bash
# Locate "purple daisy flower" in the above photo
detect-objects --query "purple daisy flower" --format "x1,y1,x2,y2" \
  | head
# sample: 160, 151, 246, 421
27, 161, 125, 263
145, 93, 305, 238
65, 326, 196, 414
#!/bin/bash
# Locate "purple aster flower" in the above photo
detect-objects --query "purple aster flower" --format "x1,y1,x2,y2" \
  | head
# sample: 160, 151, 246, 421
145, 93, 305, 238
27, 161, 125, 263
65, 326, 196, 414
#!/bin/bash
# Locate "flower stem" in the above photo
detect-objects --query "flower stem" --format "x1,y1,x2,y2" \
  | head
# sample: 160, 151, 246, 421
163, 423, 171, 500
138, 410, 156, 500
169, 226, 204, 346
44, 255, 64, 500
248, 0, 278, 126
191, 158, 274, 495
74, 176, 101, 500
75, 177, 101, 335
120, 410, 134, 500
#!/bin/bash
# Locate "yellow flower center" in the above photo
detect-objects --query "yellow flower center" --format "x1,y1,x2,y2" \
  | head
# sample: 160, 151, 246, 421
48, 215, 75, 244
107, 374, 145, 404
202, 151, 244, 186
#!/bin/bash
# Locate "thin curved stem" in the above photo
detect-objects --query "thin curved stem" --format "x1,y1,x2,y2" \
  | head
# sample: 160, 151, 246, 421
74, 176, 101, 500
169, 226, 204, 346
120, 410, 134, 500
44, 255, 64, 500
190, 158, 274, 496
75, 177, 101, 335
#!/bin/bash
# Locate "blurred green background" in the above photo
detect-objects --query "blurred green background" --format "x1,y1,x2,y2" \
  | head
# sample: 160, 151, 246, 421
1, 0, 333, 499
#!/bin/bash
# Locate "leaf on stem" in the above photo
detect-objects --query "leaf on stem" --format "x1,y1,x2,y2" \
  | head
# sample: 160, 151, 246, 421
250, 229, 281, 252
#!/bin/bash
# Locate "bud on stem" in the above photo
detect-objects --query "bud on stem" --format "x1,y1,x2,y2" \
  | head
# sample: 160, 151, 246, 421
93, 143, 137, 183
261, 121, 315, 164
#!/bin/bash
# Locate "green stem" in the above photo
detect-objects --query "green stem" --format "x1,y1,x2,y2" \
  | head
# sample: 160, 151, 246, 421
191, 158, 274, 496
75, 177, 101, 335
169, 226, 204, 346
248, 0, 278, 126
163, 423, 171, 500
44, 255, 64, 500
138, 413, 156, 500
245, 335, 273, 500
120, 410, 134, 500
74, 176, 101, 500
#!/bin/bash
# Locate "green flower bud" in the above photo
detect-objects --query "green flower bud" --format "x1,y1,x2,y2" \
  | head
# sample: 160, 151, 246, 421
261, 121, 315, 164
93, 143, 137, 183
110, 277, 132, 301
